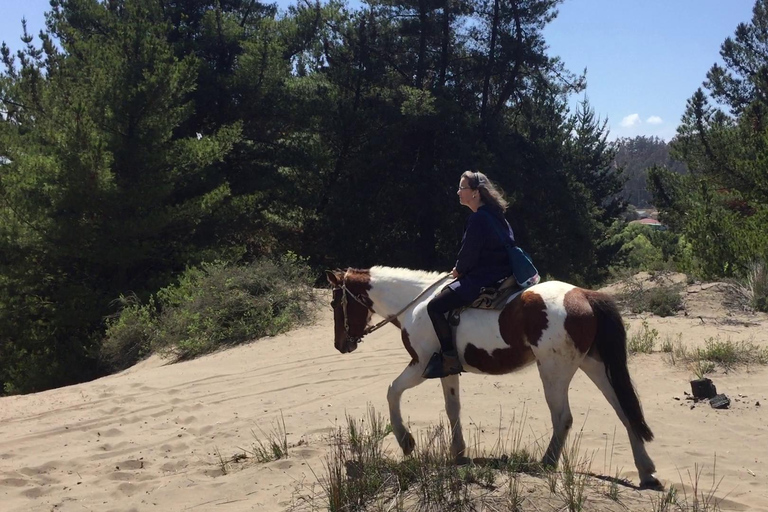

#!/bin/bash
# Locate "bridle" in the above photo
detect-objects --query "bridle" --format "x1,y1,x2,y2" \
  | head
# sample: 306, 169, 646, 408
332, 273, 449, 344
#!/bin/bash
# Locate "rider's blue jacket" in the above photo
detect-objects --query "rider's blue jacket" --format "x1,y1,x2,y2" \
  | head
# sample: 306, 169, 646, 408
447, 205, 516, 302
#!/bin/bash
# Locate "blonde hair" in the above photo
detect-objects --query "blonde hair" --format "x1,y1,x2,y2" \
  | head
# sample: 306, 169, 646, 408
461, 170, 509, 213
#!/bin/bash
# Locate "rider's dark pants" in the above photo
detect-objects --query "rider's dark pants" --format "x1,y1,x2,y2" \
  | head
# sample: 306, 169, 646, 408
427, 287, 473, 353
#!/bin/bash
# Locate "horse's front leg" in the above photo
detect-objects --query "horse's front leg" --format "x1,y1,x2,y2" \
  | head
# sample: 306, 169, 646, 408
387, 363, 426, 455
440, 373, 467, 462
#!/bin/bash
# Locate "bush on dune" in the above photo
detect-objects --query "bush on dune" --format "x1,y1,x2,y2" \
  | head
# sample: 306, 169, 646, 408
101, 256, 318, 370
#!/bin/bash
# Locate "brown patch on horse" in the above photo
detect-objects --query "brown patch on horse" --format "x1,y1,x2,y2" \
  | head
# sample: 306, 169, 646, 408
463, 293, 540, 375
401, 329, 419, 366
344, 268, 373, 307
328, 268, 373, 347
563, 288, 598, 353
520, 291, 548, 346
464, 344, 535, 375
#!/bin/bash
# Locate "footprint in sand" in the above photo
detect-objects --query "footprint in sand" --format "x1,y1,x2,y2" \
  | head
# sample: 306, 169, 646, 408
273, 460, 294, 470
189, 425, 214, 436
0, 477, 29, 487
19, 461, 58, 475
114, 459, 147, 470
100, 428, 123, 437
175, 415, 197, 425
160, 442, 189, 454
304, 427, 333, 436
160, 460, 189, 472
113, 481, 150, 497
21, 485, 49, 498
293, 447, 324, 459
108, 471, 137, 482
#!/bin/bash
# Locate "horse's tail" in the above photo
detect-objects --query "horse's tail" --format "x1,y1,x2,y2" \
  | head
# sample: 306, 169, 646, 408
587, 292, 654, 442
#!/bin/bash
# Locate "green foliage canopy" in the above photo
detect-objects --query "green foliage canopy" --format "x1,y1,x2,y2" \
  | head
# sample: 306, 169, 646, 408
1, 0, 626, 393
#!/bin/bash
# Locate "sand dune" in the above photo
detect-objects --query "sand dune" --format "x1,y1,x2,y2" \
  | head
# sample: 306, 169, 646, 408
1, 284, 767, 511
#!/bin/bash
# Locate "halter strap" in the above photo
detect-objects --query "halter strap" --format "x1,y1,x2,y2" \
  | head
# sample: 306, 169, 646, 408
338, 273, 449, 341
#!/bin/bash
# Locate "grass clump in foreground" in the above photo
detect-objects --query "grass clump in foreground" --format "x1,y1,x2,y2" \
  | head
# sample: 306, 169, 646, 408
249, 411, 290, 463
209, 411, 291, 474
101, 255, 318, 369
628, 320, 660, 354
290, 408, 727, 512
299, 408, 546, 512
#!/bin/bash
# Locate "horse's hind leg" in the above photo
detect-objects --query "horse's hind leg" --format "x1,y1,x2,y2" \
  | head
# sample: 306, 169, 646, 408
537, 358, 579, 468
387, 364, 426, 456
580, 356, 661, 488
440, 373, 467, 461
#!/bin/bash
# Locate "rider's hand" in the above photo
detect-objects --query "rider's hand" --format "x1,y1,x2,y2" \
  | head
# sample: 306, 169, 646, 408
451, 267, 460, 278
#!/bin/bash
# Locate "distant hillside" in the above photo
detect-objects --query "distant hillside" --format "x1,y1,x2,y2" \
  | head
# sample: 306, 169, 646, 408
613, 136, 688, 207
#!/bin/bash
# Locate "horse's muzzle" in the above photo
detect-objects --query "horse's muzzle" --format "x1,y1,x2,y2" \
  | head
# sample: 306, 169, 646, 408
338, 337, 360, 354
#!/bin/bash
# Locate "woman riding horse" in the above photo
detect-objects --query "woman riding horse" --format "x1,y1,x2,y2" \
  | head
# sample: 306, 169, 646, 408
424, 171, 538, 379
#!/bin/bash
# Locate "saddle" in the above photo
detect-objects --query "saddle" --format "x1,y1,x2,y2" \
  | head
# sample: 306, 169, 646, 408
449, 275, 528, 326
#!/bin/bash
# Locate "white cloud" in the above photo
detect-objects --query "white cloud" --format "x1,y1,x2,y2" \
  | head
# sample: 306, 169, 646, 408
620, 113, 641, 127
646, 116, 663, 125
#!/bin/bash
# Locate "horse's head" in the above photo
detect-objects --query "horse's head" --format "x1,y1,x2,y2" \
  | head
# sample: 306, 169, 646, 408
325, 268, 374, 354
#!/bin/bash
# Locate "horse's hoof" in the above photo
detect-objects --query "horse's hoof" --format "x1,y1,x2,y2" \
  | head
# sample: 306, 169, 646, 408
455, 455, 471, 466
640, 476, 664, 491
540, 456, 558, 470
400, 432, 416, 456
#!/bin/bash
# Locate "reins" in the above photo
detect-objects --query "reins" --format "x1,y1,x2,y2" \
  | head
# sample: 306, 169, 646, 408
339, 273, 450, 341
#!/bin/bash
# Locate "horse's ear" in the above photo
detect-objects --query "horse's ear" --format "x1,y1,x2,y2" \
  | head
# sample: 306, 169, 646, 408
325, 269, 342, 287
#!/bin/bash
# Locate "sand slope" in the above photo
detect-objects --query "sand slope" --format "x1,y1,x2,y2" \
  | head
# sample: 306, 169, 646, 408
1, 283, 767, 511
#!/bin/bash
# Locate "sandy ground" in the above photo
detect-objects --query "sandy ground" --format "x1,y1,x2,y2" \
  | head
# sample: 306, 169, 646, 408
1, 277, 767, 511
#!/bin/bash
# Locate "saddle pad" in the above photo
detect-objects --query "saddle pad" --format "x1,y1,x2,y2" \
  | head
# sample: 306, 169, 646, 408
470, 276, 521, 310
448, 277, 532, 327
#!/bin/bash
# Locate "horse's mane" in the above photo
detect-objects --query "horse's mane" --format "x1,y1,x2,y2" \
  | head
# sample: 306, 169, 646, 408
369, 266, 448, 286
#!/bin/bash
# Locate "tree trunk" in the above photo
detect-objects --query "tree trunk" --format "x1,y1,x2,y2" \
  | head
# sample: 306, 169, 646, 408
480, 0, 500, 135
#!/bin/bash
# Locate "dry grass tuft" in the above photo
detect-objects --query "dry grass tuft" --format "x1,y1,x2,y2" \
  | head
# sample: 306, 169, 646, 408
287, 408, 729, 512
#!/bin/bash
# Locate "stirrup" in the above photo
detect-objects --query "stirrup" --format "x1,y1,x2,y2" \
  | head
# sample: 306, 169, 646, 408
422, 351, 462, 379
422, 352, 444, 379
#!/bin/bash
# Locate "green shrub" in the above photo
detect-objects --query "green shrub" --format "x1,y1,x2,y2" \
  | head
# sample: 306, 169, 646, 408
100, 256, 318, 366
699, 337, 768, 369
609, 223, 681, 274
620, 282, 683, 317
628, 320, 658, 354
158, 257, 317, 359
623, 233, 665, 271
644, 286, 683, 317
101, 295, 157, 371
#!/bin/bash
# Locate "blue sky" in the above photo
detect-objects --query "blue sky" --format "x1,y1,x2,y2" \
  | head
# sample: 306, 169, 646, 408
544, 0, 756, 141
1, 0, 757, 141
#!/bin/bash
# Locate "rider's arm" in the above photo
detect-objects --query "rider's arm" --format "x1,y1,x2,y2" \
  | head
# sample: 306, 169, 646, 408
454, 213, 487, 276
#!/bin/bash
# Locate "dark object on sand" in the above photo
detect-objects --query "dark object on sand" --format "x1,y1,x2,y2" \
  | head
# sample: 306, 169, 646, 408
709, 394, 731, 409
690, 378, 717, 399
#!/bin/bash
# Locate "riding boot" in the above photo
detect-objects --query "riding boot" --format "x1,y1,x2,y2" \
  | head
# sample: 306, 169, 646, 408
441, 349, 463, 375
422, 348, 463, 379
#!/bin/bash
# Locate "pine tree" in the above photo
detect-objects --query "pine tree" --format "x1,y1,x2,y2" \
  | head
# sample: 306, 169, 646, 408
0, 0, 239, 392
651, 0, 768, 278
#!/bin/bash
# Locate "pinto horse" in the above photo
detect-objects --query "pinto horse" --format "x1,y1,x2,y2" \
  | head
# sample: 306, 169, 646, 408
326, 266, 662, 489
